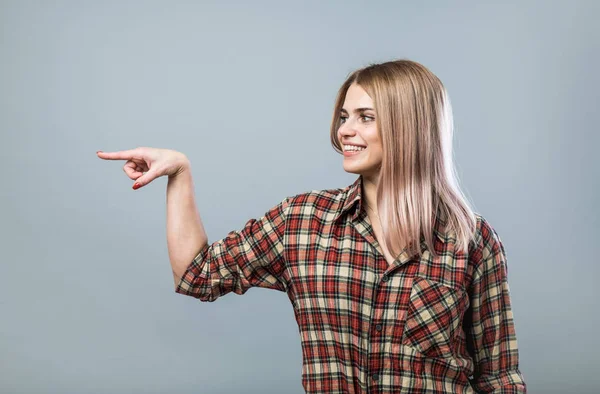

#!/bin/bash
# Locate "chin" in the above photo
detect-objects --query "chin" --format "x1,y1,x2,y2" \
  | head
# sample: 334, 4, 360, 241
343, 163, 380, 178
343, 161, 372, 172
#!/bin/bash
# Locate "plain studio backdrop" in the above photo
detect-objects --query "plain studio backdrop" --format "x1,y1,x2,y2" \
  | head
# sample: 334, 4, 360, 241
1, 1, 598, 393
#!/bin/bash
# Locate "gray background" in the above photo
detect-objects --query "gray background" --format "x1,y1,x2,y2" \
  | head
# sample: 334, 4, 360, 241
1, 0, 598, 393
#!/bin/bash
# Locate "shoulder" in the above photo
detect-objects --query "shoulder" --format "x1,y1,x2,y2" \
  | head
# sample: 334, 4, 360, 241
289, 186, 345, 204
468, 212, 508, 273
286, 184, 349, 219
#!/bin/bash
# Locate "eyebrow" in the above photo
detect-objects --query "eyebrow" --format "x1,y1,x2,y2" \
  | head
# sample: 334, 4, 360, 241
340, 107, 374, 113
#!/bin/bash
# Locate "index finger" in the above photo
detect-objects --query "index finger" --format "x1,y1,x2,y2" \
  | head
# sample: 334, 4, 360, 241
97, 149, 142, 161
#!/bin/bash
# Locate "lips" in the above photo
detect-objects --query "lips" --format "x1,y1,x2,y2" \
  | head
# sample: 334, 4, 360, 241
343, 148, 365, 156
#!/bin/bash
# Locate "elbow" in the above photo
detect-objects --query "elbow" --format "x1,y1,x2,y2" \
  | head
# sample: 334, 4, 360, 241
173, 272, 220, 303
173, 281, 218, 302
471, 369, 527, 393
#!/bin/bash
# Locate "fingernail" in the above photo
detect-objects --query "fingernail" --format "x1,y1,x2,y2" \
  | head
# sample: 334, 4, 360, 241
133, 183, 141, 190
97, 150, 102, 154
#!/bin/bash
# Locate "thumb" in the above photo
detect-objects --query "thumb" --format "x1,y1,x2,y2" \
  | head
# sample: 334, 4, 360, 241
132, 170, 159, 190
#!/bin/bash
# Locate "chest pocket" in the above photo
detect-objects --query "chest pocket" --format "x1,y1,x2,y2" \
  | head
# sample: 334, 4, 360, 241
401, 275, 469, 359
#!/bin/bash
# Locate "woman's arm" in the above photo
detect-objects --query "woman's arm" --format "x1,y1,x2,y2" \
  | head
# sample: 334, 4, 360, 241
173, 194, 291, 302
166, 161, 208, 287
467, 220, 527, 393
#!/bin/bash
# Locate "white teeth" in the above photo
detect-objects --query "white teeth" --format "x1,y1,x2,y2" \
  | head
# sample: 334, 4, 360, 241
344, 145, 365, 151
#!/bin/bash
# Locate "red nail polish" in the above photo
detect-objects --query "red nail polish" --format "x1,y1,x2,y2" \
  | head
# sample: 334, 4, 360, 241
133, 183, 141, 190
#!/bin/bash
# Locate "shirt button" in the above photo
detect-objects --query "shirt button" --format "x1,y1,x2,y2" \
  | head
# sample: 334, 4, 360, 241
372, 373, 379, 381
382, 275, 389, 282
375, 324, 382, 331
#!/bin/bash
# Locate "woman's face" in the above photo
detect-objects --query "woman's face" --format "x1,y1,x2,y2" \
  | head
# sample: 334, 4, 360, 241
337, 83, 382, 178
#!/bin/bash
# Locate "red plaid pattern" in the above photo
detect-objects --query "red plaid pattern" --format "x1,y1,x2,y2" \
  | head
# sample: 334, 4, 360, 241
175, 175, 526, 393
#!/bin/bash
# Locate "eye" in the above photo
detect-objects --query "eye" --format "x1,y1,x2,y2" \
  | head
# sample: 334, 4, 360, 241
338, 114, 374, 124
361, 115, 375, 122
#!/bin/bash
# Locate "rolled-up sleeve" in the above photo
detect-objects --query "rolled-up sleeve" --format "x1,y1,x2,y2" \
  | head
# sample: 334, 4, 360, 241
175, 196, 291, 302
468, 221, 527, 393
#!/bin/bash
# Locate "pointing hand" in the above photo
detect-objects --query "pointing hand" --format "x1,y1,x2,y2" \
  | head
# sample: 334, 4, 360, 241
97, 147, 189, 190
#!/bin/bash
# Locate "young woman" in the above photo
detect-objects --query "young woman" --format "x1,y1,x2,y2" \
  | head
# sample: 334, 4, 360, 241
98, 59, 526, 393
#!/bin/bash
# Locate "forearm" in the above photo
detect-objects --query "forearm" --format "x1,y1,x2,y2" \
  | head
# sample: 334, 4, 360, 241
166, 162, 208, 286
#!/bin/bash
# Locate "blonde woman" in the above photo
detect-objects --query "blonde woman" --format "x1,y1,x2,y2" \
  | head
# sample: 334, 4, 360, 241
98, 59, 526, 393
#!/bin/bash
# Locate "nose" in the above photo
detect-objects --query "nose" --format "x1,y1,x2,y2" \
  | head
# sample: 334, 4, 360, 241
338, 118, 358, 139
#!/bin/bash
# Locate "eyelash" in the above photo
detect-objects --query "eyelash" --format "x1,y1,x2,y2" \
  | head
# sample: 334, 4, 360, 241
339, 115, 374, 123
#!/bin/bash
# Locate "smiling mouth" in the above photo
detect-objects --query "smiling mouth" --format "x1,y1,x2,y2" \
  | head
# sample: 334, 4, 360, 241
343, 146, 367, 152
344, 149, 365, 156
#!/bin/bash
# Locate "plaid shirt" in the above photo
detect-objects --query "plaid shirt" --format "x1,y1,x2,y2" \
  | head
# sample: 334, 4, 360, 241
175, 175, 526, 393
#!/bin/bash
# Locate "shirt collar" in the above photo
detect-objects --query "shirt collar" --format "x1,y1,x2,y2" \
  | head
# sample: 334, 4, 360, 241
332, 175, 449, 242
332, 175, 363, 224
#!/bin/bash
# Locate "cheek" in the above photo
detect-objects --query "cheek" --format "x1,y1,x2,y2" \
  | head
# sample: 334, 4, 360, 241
364, 127, 379, 142
368, 146, 382, 159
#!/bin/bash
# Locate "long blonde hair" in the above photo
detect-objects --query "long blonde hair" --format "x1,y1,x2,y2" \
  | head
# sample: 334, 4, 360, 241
330, 59, 477, 259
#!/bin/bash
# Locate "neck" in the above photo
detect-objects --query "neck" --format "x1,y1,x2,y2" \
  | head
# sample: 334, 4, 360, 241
361, 173, 379, 214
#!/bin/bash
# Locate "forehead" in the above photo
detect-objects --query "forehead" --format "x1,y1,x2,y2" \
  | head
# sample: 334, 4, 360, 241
342, 83, 373, 109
